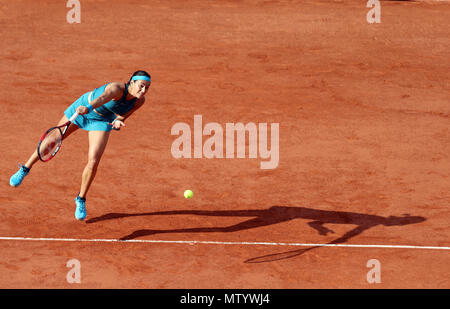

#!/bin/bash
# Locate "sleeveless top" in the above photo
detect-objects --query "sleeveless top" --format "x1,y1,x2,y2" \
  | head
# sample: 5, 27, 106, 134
92, 83, 137, 118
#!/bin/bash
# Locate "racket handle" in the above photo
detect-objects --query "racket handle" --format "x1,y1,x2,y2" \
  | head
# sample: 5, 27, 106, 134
69, 112, 79, 123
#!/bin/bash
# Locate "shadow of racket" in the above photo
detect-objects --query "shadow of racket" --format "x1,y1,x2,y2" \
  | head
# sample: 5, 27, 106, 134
245, 246, 320, 263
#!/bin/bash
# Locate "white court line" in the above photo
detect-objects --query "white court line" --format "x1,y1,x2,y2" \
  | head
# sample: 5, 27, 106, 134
0, 236, 449, 250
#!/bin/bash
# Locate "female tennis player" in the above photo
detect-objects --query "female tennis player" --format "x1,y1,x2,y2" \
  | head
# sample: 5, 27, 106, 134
9, 70, 151, 221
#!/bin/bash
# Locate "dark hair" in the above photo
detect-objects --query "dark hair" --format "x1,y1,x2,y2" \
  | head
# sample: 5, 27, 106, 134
127, 70, 151, 84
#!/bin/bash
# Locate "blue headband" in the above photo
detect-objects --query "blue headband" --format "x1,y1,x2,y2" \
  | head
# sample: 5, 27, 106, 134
131, 75, 151, 82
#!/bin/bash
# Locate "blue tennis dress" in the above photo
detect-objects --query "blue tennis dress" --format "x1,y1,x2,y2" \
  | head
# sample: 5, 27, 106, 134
64, 83, 137, 132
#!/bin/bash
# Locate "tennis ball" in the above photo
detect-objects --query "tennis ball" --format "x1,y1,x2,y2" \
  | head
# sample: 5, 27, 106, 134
184, 190, 193, 199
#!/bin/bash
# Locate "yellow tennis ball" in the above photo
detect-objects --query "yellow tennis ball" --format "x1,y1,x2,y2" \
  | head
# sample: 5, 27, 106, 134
184, 190, 193, 199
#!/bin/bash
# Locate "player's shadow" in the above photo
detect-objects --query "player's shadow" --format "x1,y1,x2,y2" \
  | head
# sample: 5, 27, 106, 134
86, 206, 425, 263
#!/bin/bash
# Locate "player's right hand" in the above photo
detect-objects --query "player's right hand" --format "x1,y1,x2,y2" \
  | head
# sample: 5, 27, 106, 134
75, 106, 89, 115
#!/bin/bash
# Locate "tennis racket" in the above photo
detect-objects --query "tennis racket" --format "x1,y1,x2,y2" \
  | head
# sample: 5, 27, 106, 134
37, 112, 79, 162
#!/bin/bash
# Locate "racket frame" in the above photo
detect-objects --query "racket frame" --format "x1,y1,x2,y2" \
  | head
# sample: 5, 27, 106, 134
37, 112, 79, 162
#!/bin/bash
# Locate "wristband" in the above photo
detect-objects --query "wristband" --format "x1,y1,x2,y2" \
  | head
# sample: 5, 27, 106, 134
86, 103, 94, 113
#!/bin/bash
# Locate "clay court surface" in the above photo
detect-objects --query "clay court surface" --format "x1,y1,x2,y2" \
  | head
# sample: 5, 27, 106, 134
0, 0, 449, 289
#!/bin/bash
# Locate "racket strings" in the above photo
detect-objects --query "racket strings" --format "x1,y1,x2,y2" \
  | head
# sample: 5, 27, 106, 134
38, 128, 63, 161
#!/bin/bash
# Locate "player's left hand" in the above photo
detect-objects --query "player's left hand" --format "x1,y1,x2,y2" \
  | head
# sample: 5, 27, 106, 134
110, 119, 125, 130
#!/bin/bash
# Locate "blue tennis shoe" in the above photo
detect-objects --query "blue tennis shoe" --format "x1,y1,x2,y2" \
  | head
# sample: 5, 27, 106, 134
75, 195, 87, 221
9, 164, 30, 187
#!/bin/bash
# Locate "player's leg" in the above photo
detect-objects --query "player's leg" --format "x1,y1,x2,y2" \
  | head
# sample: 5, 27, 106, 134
74, 130, 110, 220
10, 115, 79, 187
79, 130, 110, 198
